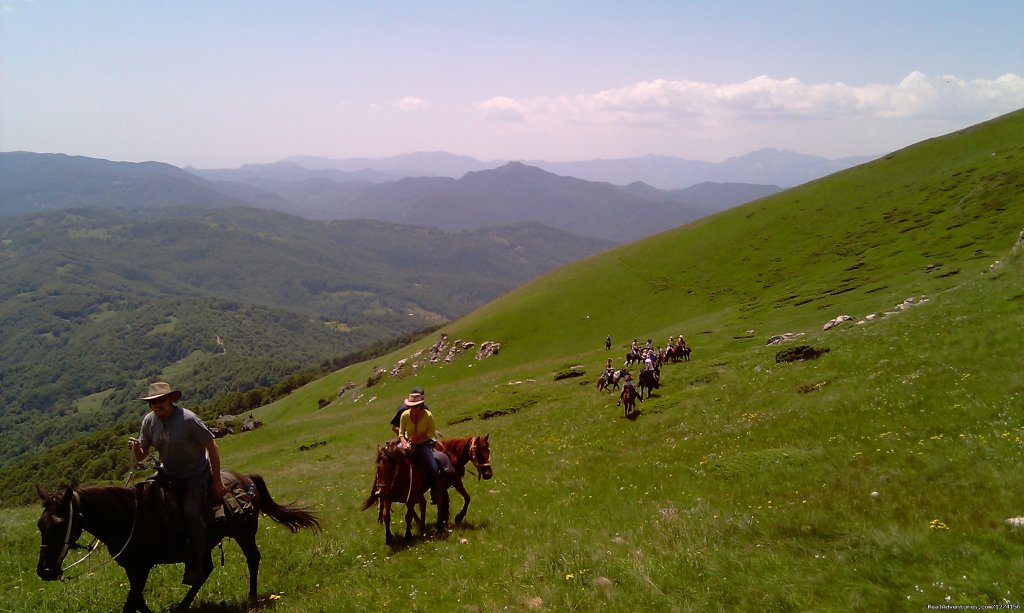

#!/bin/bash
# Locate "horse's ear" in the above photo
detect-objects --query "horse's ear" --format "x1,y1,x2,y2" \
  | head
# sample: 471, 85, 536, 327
483, 433, 489, 441
62, 483, 76, 507
37, 485, 49, 501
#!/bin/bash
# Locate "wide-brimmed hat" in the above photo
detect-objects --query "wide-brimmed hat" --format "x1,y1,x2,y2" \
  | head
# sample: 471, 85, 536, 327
404, 391, 425, 407
140, 381, 182, 403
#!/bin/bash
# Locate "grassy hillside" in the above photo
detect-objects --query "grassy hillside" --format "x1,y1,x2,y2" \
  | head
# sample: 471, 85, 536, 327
3, 110, 1023, 611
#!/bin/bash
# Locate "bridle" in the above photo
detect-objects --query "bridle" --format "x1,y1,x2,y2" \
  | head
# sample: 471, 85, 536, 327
42, 485, 139, 581
466, 436, 492, 480
375, 444, 415, 504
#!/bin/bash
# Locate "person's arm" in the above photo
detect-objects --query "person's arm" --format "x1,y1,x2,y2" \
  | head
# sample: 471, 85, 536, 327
206, 439, 227, 498
398, 412, 410, 447
128, 436, 149, 463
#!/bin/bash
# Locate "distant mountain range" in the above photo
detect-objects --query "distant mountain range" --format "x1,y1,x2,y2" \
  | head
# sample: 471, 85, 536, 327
3, 151, 785, 243
280, 148, 878, 190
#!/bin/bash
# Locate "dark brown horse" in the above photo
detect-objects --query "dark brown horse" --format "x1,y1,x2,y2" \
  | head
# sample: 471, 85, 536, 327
638, 368, 660, 399
362, 435, 493, 545
667, 344, 692, 362
619, 383, 639, 417
36, 471, 321, 612
362, 441, 439, 545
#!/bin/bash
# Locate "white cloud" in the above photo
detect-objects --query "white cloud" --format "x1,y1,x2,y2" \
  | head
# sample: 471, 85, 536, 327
476, 96, 527, 122
478, 73, 1024, 127
392, 96, 426, 112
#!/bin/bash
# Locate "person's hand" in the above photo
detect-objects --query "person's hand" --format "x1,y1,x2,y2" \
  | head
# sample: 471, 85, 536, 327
211, 481, 228, 499
127, 437, 141, 456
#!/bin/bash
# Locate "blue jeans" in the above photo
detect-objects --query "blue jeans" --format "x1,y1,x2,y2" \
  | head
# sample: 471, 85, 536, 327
412, 442, 440, 485
178, 472, 209, 582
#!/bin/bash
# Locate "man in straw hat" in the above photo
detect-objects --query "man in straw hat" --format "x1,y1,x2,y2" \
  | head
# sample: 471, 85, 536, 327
128, 381, 227, 585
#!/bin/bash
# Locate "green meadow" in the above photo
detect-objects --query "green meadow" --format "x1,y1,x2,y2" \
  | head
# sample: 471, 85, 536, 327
3, 109, 1024, 611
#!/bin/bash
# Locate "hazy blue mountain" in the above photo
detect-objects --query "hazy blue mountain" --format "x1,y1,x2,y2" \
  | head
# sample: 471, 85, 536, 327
4, 151, 782, 243
282, 162, 781, 242
0, 152, 252, 216
278, 149, 876, 189
283, 151, 497, 178
188, 161, 398, 184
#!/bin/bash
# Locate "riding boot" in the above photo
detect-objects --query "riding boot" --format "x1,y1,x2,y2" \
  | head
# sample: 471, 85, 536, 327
426, 473, 437, 505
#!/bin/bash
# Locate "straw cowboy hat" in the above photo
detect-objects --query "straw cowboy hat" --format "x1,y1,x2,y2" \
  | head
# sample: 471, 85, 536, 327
404, 391, 426, 407
140, 381, 182, 403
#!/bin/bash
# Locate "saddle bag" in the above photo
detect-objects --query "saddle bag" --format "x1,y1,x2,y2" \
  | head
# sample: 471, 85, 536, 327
215, 477, 257, 520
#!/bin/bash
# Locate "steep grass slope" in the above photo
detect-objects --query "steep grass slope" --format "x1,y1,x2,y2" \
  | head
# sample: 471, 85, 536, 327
3, 110, 1023, 611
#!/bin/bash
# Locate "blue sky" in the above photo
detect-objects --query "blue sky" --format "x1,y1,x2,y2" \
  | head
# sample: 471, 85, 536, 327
2, 1, 1022, 168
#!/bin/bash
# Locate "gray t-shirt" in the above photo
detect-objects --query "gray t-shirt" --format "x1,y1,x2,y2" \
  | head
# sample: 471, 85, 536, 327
139, 405, 214, 479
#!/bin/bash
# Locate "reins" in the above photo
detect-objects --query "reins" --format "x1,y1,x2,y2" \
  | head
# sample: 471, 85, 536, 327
465, 436, 491, 480
58, 468, 141, 581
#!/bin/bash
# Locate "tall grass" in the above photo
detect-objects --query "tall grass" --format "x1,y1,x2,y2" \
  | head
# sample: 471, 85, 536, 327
2, 110, 1023, 611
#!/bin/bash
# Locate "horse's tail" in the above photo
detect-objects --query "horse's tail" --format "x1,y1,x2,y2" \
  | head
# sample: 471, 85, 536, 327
249, 474, 322, 533
361, 480, 379, 511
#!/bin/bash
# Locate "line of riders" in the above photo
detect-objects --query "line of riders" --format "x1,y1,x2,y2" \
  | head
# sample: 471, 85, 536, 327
599, 335, 691, 416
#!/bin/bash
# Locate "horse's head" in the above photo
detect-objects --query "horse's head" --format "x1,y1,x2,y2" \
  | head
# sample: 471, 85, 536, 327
35, 484, 84, 581
470, 435, 494, 480
373, 442, 404, 497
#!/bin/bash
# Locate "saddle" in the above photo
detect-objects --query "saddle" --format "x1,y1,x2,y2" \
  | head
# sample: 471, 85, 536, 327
384, 439, 455, 475
135, 470, 256, 540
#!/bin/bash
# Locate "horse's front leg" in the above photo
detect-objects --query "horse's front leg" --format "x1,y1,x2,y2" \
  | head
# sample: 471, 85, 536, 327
123, 565, 154, 613
175, 551, 212, 611
383, 500, 394, 546
404, 503, 416, 541
416, 497, 427, 535
451, 478, 471, 524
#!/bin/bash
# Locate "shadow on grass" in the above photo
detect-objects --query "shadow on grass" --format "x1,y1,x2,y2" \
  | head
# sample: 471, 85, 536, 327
191, 594, 279, 613
381, 517, 492, 553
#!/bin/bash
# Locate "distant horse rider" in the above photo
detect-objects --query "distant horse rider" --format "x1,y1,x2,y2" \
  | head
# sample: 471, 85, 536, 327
617, 372, 641, 406
605, 335, 612, 351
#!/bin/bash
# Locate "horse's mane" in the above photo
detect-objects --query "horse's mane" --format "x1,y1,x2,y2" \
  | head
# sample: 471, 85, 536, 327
441, 436, 474, 458
378, 441, 409, 464
76, 484, 137, 512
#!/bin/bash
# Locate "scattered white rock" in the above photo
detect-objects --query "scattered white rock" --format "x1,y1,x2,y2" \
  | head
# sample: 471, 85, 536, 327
1005, 517, 1024, 529
823, 315, 855, 331
767, 332, 804, 346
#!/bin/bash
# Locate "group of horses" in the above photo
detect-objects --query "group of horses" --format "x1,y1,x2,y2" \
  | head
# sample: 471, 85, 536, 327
598, 340, 693, 418
361, 435, 493, 545
35, 435, 494, 611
